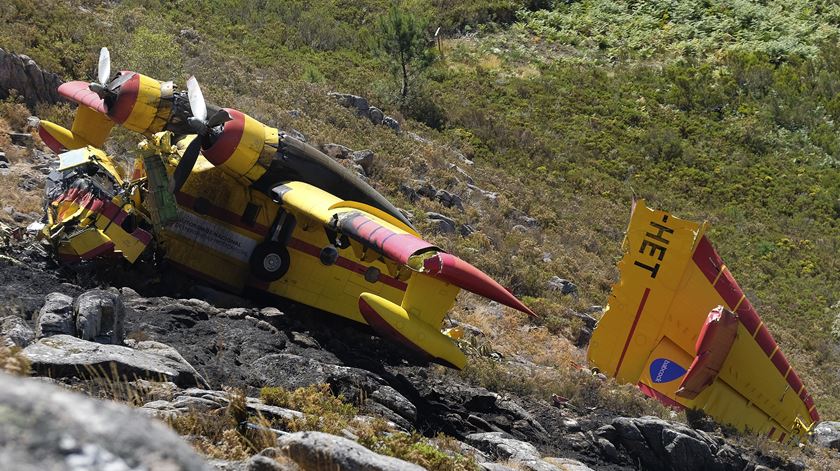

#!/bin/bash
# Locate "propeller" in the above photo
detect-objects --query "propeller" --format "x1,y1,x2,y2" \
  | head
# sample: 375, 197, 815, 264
89, 47, 112, 97
169, 76, 232, 193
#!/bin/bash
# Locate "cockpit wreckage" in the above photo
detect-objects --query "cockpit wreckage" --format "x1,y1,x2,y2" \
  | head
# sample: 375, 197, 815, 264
36, 48, 534, 370
587, 200, 819, 443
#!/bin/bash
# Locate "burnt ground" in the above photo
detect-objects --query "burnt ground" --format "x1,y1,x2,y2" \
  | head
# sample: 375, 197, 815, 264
0, 237, 636, 469
0, 238, 810, 471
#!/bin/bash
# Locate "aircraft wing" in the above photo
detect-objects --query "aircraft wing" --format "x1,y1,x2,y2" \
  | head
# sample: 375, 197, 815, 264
587, 200, 817, 443
272, 180, 534, 321
39, 81, 114, 152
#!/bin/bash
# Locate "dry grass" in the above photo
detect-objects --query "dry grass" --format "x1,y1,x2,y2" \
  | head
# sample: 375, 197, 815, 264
0, 346, 31, 376
450, 294, 677, 420
732, 432, 840, 471
0, 100, 30, 131
261, 383, 357, 435
167, 388, 277, 460
261, 384, 479, 470
0, 121, 44, 225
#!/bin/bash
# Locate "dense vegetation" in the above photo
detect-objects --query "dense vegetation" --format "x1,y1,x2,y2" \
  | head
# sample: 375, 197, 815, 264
1, 0, 838, 456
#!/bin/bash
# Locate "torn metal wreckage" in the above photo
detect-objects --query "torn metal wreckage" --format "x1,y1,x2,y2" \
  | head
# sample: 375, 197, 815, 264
36, 48, 535, 370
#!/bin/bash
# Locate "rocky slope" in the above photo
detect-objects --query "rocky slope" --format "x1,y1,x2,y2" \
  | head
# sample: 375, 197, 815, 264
0, 219, 819, 470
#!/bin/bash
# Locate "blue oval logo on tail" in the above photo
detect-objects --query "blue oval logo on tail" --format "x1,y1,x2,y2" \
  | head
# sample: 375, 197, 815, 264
650, 358, 687, 383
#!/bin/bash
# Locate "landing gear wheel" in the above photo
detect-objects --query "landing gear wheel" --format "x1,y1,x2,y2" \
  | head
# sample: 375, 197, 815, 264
249, 242, 290, 282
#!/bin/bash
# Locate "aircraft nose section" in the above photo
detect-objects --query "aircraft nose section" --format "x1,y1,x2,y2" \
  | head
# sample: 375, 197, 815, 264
423, 253, 535, 317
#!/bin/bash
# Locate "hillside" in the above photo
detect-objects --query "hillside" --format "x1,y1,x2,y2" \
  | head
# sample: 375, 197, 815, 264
1, 0, 839, 469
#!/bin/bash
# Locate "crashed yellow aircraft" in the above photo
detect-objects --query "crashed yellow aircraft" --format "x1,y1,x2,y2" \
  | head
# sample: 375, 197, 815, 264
588, 200, 819, 443
36, 48, 533, 370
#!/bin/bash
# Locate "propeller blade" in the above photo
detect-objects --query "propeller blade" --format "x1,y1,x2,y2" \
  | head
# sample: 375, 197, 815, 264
186, 76, 207, 123
97, 47, 111, 85
206, 109, 233, 128
169, 137, 202, 194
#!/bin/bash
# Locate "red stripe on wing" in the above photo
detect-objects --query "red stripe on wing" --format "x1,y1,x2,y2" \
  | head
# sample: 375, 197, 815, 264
58, 81, 107, 114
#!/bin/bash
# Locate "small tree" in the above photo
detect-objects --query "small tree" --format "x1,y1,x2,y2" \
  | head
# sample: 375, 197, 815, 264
371, 3, 434, 99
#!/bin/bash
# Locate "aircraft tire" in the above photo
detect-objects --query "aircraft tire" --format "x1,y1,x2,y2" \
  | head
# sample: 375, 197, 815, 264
250, 242, 290, 282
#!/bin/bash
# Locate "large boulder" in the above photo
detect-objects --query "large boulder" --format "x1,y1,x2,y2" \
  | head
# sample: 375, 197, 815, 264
35, 292, 75, 338
0, 48, 63, 107
0, 371, 209, 470
276, 431, 424, 471
602, 417, 723, 471
75, 289, 125, 344
23, 335, 208, 388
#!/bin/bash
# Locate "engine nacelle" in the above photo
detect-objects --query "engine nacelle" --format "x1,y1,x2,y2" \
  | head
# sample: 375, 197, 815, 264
105, 71, 174, 135
201, 108, 277, 182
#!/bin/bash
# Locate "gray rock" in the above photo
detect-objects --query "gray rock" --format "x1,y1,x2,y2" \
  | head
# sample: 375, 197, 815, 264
368, 106, 384, 125
328, 92, 370, 116
180, 28, 200, 41
426, 212, 456, 234
813, 421, 840, 450
382, 116, 400, 132
449, 164, 475, 184
171, 395, 224, 412
416, 180, 437, 198
245, 454, 291, 471
0, 315, 35, 348
466, 184, 498, 204
246, 399, 304, 422
75, 289, 125, 344
562, 419, 581, 433
349, 150, 374, 174
481, 464, 518, 471
0, 371, 208, 470
399, 183, 419, 202
321, 143, 351, 160
23, 335, 208, 388
543, 457, 594, 470
35, 292, 75, 338
370, 385, 417, 423
435, 189, 464, 211
276, 431, 424, 471
459, 224, 476, 237
9, 132, 33, 146
546, 276, 578, 296
0, 48, 63, 107
608, 416, 723, 471
287, 128, 306, 142
465, 431, 542, 462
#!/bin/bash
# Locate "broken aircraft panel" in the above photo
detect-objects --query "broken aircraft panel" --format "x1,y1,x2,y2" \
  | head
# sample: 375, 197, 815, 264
587, 200, 818, 444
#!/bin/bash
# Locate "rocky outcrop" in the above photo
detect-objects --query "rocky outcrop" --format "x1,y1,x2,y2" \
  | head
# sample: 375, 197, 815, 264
74, 289, 125, 344
0, 48, 63, 108
318, 144, 376, 177
0, 246, 817, 471
35, 292, 76, 338
23, 335, 208, 388
328, 92, 401, 133
140, 388, 304, 423
277, 431, 425, 471
0, 371, 208, 470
